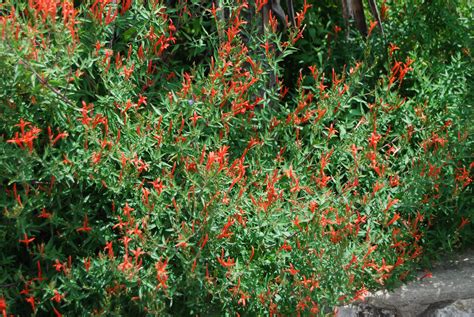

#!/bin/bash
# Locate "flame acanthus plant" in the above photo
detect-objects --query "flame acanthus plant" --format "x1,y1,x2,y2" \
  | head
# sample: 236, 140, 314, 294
0, 0, 472, 316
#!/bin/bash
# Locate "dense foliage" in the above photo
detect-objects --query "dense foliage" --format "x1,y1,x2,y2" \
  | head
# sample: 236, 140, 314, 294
0, 0, 472, 315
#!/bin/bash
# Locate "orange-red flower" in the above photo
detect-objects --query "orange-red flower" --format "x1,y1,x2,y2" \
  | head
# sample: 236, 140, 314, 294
0, 297, 6, 317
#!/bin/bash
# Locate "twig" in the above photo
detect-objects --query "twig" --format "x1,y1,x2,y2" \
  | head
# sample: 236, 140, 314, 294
0, 282, 17, 288
4, 41, 80, 112
17, 57, 79, 110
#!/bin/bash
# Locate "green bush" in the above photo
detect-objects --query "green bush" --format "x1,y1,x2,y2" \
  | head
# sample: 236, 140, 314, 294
0, 0, 472, 315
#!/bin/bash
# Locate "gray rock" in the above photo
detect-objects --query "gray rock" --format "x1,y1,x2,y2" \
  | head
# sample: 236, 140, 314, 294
337, 249, 474, 317
428, 298, 474, 317
337, 305, 360, 317
337, 304, 397, 317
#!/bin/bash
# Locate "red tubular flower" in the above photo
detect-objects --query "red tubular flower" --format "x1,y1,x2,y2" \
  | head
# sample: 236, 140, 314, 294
51, 290, 64, 303
149, 178, 165, 195
53, 259, 66, 273
325, 123, 338, 139
217, 218, 234, 239
353, 286, 368, 301
84, 257, 91, 272
76, 214, 92, 233
200, 234, 208, 249
420, 270, 433, 280
52, 306, 62, 317
105, 5, 118, 25
0, 297, 6, 317
51, 131, 68, 146
118, 255, 133, 272
217, 249, 236, 268
238, 291, 250, 306
367, 20, 378, 37
19, 233, 35, 248
292, 216, 302, 231
377, 258, 393, 273
256, 0, 268, 12
249, 246, 255, 263
127, 224, 143, 239
456, 167, 473, 188
155, 258, 169, 289
34, 260, 44, 282
122, 202, 135, 218
286, 263, 299, 275
217, 256, 235, 268
104, 241, 114, 258
387, 213, 401, 226
131, 247, 144, 264
384, 198, 399, 213
389, 43, 400, 57
120, 0, 132, 15
389, 175, 400, 187
6, 132, 23, 148
15, 118, 30, 134
279, 240, 292, 252
175, 234, 188, 249
25, 296, 35, 312
368, 131, 381, 149
459, 217, 470, 230
7, 125, 41, 153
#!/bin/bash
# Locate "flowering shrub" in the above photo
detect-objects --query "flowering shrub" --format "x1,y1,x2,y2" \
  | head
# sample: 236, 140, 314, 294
0, 0, 472, 315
